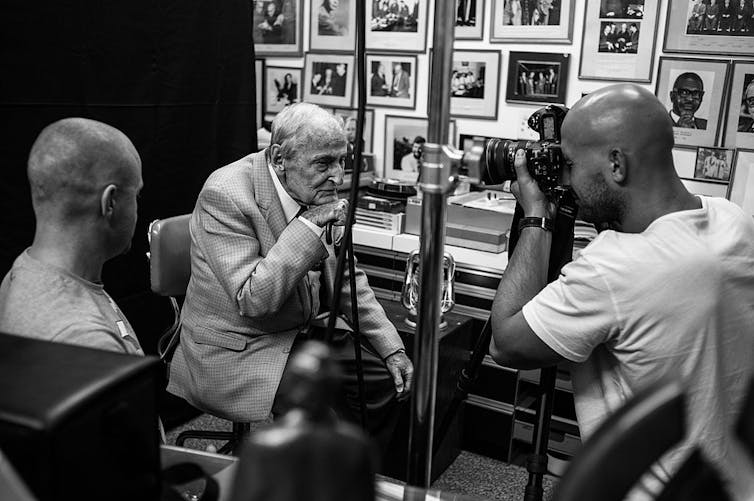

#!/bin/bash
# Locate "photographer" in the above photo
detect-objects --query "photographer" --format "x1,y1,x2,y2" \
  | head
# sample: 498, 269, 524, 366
489, 84, 754, 499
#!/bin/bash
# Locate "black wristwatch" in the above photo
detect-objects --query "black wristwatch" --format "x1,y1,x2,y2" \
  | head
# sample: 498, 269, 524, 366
518, 216, 554, 232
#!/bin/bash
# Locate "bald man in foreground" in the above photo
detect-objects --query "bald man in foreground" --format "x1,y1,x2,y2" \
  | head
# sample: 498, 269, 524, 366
0, 118, 144, 355
490, 84, 754, 498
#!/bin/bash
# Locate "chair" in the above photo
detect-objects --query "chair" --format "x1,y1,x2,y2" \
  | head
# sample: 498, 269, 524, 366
554, 378, 686, 501
148, 215, 250, 455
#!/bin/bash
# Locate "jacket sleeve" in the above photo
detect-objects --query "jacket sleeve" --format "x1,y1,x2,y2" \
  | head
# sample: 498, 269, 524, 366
338, 259, 405, 359
192, 183, 329, 318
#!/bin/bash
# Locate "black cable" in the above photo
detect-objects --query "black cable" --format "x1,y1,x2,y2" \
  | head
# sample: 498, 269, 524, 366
324, 0, 368, 428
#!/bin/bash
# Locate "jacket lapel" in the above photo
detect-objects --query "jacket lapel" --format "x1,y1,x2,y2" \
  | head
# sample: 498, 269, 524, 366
250, 149, 288, 240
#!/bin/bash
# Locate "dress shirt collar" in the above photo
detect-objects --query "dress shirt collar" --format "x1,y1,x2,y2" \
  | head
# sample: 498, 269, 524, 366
267, 159, 302, 224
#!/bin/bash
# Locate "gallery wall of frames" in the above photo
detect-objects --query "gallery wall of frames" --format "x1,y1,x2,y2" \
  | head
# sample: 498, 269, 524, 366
254, 0, 754, 215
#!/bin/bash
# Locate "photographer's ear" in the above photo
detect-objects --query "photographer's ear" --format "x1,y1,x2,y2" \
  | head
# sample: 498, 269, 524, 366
609, 149, 627, 184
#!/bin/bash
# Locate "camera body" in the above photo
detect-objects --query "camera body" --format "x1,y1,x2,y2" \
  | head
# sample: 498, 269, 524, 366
482, 105, 569, 194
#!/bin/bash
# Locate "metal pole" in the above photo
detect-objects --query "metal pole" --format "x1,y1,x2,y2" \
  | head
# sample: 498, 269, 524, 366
406, 0, 456, 487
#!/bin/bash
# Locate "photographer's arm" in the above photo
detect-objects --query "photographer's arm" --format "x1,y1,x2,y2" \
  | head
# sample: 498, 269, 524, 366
489, 150, 565, 369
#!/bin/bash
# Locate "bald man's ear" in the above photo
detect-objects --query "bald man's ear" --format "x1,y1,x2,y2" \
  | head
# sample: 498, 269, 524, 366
609, 149, 627, 184
101, 184, 117, 218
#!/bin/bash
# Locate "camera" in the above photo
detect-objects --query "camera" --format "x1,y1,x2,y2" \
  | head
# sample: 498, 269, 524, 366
481, 105, 569, 194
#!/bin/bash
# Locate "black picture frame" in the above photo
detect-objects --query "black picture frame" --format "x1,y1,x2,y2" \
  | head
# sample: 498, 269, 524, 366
505, 51, 570, 105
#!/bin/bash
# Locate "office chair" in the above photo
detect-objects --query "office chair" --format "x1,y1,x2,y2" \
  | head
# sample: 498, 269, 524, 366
148, 215, 250, 455
554, 378, 686, 501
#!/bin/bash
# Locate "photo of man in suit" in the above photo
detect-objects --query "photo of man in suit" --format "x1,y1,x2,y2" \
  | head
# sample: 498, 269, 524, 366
370, 62, 389, 96
167, 103, 413, 455
738, 79, 754, 133
390, 62, 410, 98
669, 72, 708, 130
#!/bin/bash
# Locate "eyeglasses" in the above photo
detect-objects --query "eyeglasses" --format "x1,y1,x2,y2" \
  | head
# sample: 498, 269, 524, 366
674, 88, 704, 99
745, 96, 754, 106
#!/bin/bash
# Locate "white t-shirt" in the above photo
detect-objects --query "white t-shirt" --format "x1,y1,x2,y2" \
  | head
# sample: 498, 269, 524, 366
522, 196, 754, 499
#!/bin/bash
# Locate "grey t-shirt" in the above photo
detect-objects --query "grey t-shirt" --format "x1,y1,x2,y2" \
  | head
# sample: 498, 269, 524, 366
0, 250, 143, 355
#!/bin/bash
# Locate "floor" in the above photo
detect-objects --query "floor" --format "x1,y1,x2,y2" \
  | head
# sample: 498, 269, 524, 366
165, 414, 557, 501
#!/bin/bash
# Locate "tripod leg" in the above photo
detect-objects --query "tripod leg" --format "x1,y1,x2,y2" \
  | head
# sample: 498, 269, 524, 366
524, 366, 557, 501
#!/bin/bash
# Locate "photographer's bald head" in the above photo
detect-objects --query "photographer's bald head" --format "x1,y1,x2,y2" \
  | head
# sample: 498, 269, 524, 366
561, 83, 699, 233
27, 118, 143, 282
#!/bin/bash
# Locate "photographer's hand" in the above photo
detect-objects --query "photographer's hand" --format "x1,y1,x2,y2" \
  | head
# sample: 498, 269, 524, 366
510, 149, 557, 218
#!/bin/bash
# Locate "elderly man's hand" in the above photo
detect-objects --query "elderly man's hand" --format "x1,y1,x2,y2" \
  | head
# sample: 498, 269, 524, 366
301, 199, 349, 227
510, 149, 557, 218
385, 350, 413, 401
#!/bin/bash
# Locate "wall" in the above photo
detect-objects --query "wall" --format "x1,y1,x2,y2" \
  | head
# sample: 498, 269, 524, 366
263, 0, 754, 207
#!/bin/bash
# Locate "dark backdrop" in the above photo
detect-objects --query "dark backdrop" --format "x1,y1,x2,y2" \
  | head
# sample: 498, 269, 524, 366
0, 0, 257, 352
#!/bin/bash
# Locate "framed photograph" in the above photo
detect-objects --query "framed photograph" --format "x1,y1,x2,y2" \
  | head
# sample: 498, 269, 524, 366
383, 115, 456, 183
456, 0, 485, 39
333, 108, 375, 153
578, 0, 661, 82
450, 50, 502, 120
255, 59, 265, 130
367, 0, 428, 52
664, 0, 754, 56
490, 0, 575, 43
728, 149, 754, 216
505, 51, 569, 105
655, 57, 731, 148
303, 53, 355, 108
310, 0, 356, 51
263, 66, 301, 115
366, 54, 418, 110
723, 61, 754, 149
252, 0, 303, 56
693, 146, 734, 183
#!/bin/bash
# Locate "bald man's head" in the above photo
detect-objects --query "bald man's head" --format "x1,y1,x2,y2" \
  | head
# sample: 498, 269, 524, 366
28, 118, 141, 220
561, 84, 676, 224
27, 118, 142, 256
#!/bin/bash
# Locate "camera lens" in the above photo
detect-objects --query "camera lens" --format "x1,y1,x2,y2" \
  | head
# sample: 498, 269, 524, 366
482, 139, 530, 185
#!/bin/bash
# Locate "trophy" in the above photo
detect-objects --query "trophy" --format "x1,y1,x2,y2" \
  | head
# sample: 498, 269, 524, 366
401, 249, 456, 329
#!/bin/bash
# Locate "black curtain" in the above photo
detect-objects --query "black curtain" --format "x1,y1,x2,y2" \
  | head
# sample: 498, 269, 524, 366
0, 0, 257, 306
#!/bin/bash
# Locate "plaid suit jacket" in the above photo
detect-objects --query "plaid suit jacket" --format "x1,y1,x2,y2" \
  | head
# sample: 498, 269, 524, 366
167, 150, 403, 422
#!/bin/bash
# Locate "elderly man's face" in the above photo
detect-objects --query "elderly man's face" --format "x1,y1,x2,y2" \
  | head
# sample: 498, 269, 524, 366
670, 76, 704, 116
281, 131, 347, 206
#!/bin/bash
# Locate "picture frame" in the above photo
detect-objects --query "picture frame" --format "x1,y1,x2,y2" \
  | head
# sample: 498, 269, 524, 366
663, 0, 754, 56
455, 0, 485, 40
263, 66, 302, 115
655, 57, 731, 149
366, 54, 418, 110
366, 0, 428, 52
332, 108, 375, 153
490, 0, 575, 43
303, 53, 355, 108
578, 0, 661, 82
723, 61, 754, 149
693, 146, 734, 183
505, 51, 570, 105
728, 148, 754, 216
255, 59, 265, 130
310, 0, 356, 52
252, 0, 303, 56
451, 50, 502, 120
383, 115, 456, 183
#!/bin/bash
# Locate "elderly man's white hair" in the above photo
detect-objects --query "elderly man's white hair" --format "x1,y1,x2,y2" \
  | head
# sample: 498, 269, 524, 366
270, 103, 345, 160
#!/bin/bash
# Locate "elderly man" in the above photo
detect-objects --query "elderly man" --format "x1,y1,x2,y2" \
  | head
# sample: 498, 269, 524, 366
489, 84, 754, 499
0, 118, 144, 355
168, 103, 412, 452
669, 72, 708, 129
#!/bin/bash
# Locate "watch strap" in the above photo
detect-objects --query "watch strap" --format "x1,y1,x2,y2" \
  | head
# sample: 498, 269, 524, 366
518, 216, 554, 232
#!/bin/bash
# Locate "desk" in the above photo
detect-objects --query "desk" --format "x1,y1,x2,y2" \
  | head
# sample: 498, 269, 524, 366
160, 445, 487, 501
